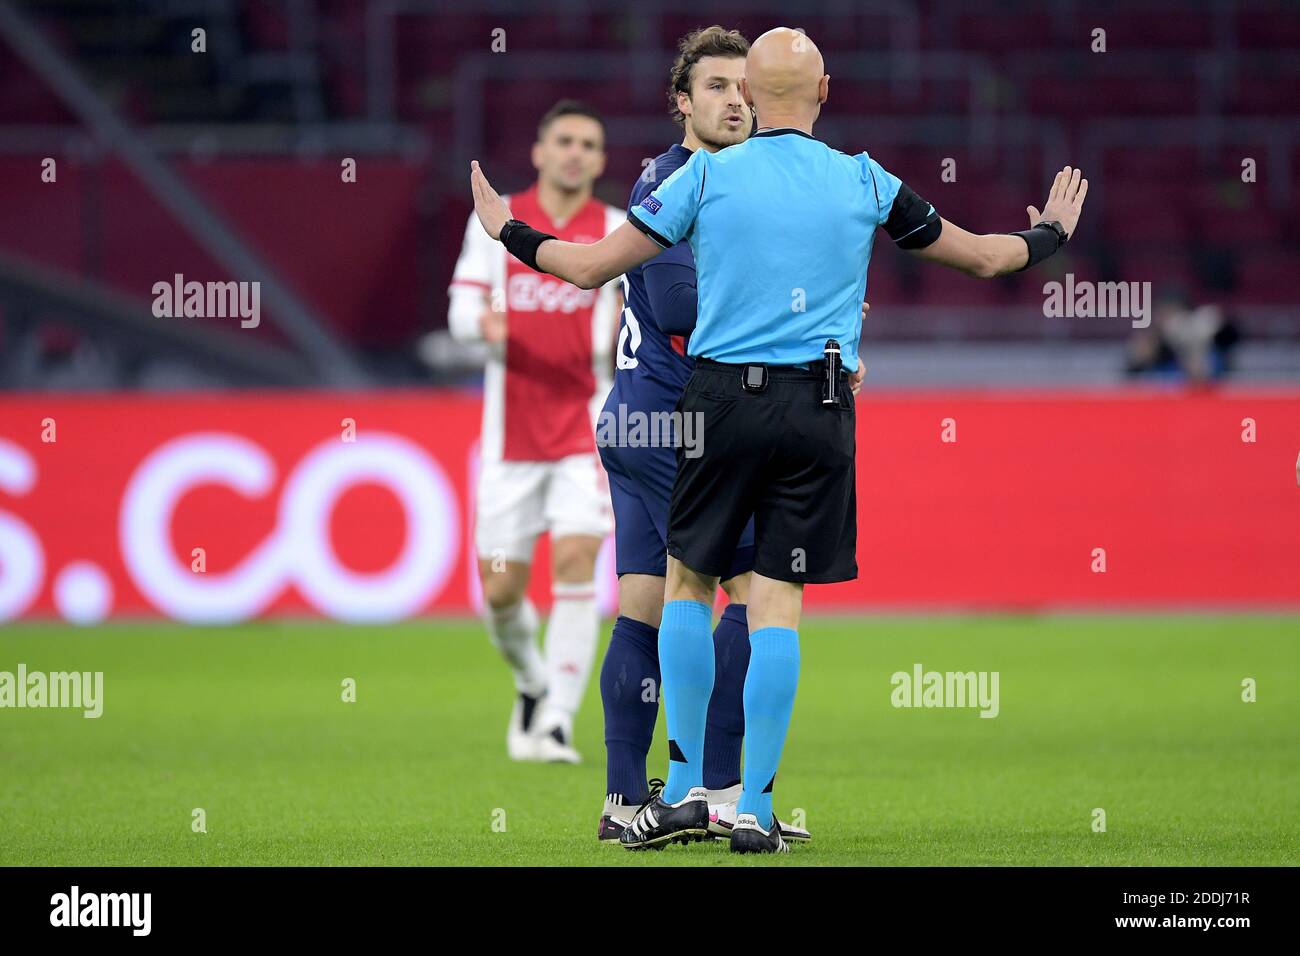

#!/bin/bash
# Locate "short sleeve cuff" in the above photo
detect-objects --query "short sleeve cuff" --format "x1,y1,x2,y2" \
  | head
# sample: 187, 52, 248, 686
884, 182, 942, 250
629, 207, 674, 249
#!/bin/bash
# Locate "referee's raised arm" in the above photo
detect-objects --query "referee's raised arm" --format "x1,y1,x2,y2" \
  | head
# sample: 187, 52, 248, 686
910, 165, 1088, 277
469, 160, 661, 289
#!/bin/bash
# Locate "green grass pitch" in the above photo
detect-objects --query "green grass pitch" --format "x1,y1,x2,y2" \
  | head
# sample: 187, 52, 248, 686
1, 615, 1295, 866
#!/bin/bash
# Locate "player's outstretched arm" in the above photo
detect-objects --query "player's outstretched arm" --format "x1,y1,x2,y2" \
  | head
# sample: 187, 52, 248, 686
470, 160, 660, 289
911, 166, 1088, 278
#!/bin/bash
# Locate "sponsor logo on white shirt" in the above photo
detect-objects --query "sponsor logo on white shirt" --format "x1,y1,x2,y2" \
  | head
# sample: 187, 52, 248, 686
507, 272, 598, 313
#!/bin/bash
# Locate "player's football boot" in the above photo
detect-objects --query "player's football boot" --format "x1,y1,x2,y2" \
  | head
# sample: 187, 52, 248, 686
706, 784, 811, 843
506, 691, 544, 761
596, 791, 639, 844
534, 722, 582, 764
729, 813, 790, 854
619, 780, 711, 850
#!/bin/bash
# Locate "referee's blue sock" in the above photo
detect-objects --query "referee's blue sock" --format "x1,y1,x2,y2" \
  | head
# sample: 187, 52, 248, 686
599, 615, 661, 805
703, 602, 749, 791
738, 626, 801, 830
658, 599, 715, 805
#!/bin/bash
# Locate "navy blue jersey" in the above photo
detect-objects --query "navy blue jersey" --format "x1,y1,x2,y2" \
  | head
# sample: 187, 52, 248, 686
609, 144, 696, 412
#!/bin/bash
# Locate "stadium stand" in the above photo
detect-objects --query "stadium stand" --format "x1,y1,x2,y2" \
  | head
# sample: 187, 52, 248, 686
0, 0, 1297, 387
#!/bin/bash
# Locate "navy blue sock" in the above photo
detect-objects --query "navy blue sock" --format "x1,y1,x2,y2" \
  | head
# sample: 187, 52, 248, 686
600, 615, 660, 804
703, 602, 749, 790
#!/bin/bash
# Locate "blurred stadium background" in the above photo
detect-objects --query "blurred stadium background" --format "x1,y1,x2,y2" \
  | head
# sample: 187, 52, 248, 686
0, 0, 1297, 869
1, 0, 1297, 622
4, 0, 1300, 391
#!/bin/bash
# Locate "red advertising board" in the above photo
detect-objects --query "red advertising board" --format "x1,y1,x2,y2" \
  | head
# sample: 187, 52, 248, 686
1, 388, 1297, 622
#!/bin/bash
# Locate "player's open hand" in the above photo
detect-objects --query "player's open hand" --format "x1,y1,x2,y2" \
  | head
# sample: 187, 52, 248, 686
1027, 165, 1088, 238
470, 160, 509, 240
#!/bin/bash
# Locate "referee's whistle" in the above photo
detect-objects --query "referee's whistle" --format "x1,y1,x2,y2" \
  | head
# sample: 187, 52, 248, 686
823, 339, 841, 406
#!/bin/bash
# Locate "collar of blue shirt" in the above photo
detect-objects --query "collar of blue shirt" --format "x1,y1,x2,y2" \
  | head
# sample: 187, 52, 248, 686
752, 127, 817, 140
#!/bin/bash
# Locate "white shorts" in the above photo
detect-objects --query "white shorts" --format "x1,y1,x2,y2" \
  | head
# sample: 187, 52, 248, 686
474, 453, 613, 563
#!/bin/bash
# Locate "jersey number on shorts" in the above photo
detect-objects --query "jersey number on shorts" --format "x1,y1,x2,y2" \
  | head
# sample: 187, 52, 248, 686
615, 274, 641, 370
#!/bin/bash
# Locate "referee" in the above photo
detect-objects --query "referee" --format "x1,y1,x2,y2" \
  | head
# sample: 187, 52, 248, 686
469, 26, 1088, 853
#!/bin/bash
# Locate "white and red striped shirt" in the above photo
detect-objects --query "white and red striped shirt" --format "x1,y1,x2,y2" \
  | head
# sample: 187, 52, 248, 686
448, 186, 623, 463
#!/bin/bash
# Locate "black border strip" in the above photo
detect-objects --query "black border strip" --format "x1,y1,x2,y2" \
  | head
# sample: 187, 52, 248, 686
629, 210, 673, 249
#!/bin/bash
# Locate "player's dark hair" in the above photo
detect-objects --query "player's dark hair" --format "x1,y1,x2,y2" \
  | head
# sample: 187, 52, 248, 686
537, 100, 606, 140
668, 25, 750, 126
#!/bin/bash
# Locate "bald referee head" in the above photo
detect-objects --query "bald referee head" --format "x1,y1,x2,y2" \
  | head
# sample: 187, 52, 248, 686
470, 25, 1088, 851
742, 27, 827, 120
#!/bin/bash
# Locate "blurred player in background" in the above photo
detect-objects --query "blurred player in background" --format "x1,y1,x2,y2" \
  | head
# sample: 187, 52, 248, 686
448, 101, 623, 763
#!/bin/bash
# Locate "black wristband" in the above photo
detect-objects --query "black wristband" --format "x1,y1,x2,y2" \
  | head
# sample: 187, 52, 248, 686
1011, 222, 1066, 270
499, 218, 557, 271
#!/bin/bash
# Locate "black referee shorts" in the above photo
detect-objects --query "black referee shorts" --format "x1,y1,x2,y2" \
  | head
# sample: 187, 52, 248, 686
666, 358, 857, 585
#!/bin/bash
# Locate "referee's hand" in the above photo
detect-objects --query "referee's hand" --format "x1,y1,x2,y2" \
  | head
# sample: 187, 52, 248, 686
1027, 165, 1088, 238
851, 301, 870, 396
470, 160, 509, 240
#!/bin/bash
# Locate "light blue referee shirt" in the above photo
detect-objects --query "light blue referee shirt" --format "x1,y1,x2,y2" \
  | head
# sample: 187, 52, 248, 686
627, 127, 916, 371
